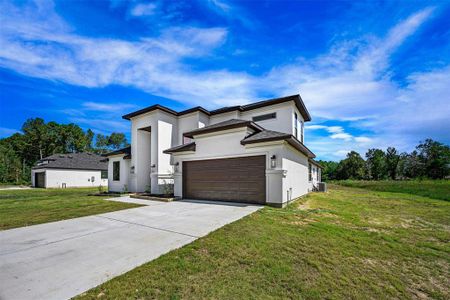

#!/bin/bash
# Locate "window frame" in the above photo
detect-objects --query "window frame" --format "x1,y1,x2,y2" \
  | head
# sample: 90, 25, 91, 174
294, 112, 298, 139
101, 170, 108, 179
113, 161, 120, 181
252, 112, 277, 122
308, 163, 312, 182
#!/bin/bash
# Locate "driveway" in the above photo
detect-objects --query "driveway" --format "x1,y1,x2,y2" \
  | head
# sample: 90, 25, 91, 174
0, 198, 261, 300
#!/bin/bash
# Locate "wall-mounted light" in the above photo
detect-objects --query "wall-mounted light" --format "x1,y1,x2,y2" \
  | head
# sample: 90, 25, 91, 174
270, 155, 276, 168
174, 162, 180, 172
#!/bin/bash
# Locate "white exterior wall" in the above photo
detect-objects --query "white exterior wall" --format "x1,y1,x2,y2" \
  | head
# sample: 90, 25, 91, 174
31, 169, 107, 188
209, 111, 240, 124
108, 155, 130, 192
240, 102, 299, 135
281, 145, 309, 202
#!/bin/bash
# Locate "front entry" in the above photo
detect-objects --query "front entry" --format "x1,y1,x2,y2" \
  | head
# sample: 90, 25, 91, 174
183, 155, 266, 204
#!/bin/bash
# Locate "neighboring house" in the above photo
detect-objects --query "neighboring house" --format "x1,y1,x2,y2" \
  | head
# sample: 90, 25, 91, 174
105, 94, 322, 207
31, 153, 108, 188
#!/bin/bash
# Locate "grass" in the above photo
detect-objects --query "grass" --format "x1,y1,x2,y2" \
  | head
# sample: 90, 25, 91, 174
0, 188, 141, 230
335, 179, 450, 201
76, 184, 450, 300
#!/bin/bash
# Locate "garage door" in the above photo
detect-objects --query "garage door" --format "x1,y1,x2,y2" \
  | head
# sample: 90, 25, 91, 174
35, 172, 45, 188
183, 155, 266, 204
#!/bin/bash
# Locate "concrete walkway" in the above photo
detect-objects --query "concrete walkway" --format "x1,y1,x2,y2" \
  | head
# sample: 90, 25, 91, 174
0, 199, 261, 300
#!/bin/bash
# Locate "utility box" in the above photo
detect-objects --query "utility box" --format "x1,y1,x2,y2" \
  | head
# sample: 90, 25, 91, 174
318, 182, 327, 192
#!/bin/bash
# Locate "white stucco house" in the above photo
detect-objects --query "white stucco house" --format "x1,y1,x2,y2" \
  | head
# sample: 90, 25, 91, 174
105, 94, 322, 207
31, 153, 108, 188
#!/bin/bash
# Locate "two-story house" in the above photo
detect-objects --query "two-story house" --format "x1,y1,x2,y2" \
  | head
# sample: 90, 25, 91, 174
105, 94, 321, 207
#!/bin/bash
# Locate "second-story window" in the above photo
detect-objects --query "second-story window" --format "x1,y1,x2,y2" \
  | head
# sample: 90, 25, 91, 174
252, 112, 276, 122
300, 120, 304, 143
294, 112, 298, 139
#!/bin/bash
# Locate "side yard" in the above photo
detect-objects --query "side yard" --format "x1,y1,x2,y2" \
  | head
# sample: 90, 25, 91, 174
336, 179, 450, 201
77, 184, 450, 299
0, 188, 140, 230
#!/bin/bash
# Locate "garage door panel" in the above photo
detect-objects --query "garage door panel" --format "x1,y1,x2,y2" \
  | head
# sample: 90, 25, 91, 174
183, 156, 266, 204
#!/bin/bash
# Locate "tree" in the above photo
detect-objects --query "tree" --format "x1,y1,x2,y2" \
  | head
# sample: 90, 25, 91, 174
398, 151, 423, 179
416, 139, 450, 179
21, 118, 47, 160
365, 148, 386, 180
317, 160, 339, 181
385, 147, 400, 180
108, 132, 128, 150
95, 134, 109, 154
85, 129, 95, 152
335, 151, 365, 180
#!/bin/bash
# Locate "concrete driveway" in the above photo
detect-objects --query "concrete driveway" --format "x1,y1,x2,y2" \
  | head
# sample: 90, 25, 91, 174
0, 198, 261, 300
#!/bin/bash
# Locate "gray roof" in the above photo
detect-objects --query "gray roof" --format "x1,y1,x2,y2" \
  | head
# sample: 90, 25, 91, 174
104, 146, 131, 159
240, 130, 291, 143
241, 129, 316, 158
163, 142, 196, 154
33, 153, 107, 171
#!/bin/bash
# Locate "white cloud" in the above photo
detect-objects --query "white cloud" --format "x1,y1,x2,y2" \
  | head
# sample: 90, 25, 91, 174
330, 133, 353, 141
82, 102, 137, 112
354, 136, 372, 144
130, 2, 158, 17
0, 127, 19, 137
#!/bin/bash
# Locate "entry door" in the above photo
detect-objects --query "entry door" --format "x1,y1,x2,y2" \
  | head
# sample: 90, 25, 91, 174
183, 155, 266, 204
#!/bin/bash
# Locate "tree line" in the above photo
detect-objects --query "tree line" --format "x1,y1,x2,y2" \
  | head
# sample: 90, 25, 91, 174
318, 139, 450, 181
0, 118, 129, 184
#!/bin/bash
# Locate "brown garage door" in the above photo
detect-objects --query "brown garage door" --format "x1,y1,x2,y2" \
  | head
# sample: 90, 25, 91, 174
183, 155, 266, 204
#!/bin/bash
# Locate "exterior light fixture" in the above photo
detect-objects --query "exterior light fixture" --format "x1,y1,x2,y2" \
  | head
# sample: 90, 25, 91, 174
270, 155, 276, 168
174, 162, 180, 172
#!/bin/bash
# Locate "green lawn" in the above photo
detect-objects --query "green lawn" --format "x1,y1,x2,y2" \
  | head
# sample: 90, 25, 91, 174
335, 179, 450, 201
77, 184, 450, 299
0, 188, 141, 230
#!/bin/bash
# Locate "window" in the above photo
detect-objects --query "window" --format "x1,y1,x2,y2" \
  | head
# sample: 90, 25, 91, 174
294, 112, 298, 139
308, 163, 312, 182
101, 170, 108, 179
300, 120, 304, 143
113, 161, 120, 181
317, 168, 320, 181
252, 112, 276, 122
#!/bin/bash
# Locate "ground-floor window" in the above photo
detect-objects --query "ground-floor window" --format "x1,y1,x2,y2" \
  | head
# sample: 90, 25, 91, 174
113, 161, 120, 181
308, 163, 312, 181
101, 170, 108, 179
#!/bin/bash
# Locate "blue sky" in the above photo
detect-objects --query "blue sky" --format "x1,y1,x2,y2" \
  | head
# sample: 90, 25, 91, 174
0, 0, 449, 160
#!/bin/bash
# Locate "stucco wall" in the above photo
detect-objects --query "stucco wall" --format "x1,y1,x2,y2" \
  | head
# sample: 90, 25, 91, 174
281, 144, 309, 202
108, 156, 130, 192
31, 169, 107, 188
240, 102, 300, 135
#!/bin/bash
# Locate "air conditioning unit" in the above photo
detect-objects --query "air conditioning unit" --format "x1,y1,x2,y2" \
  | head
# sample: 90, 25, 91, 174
318, 182, 327, 192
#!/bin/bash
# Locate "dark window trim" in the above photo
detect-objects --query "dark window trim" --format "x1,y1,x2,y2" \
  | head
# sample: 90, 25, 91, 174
113, 161, 120, 181
252, 112, 277, 122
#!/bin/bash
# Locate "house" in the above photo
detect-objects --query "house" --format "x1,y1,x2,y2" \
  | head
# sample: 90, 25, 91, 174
31, 153, 108, 188
105, 94, 322, 207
